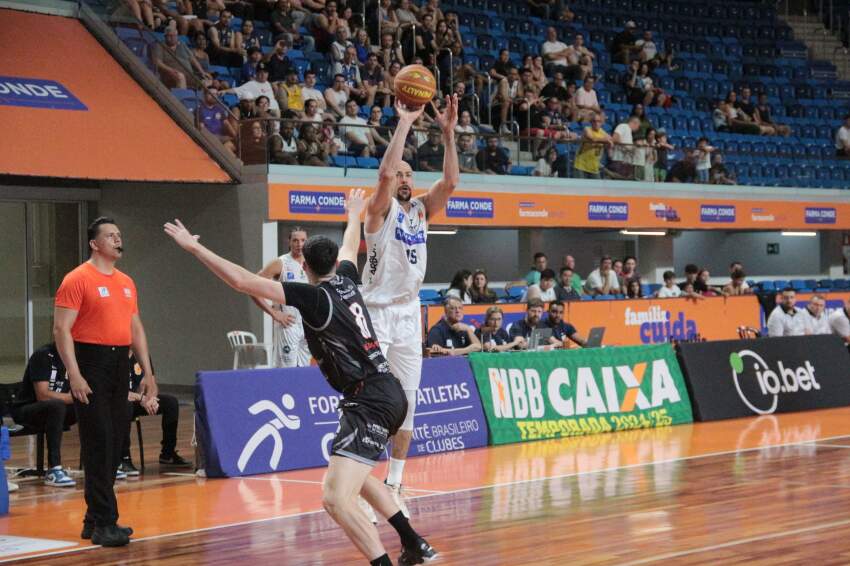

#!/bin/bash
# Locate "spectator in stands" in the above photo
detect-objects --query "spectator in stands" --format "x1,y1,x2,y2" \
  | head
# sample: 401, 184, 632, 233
446, 269, 473, 304
152, 0, 193, 35
233, 95, 258, 120
731, 89, 773, 136
265, 40, 293, 84
489, 49, 515, 131
639, 128, 658, 181
239, 19, 261, 53
333, 46, 374, 107
755, 93, 790, 137
361, 53, 390, 107
657, 270, 682, 298
560, 255, 583, 293
297, 123, 330, 165
654, 128, 673, 181
415, 12, 438, 63
197, 88, 237, 153
767, 287, 805, 337
302, 98, 323, 124
610, 20, 638, 65
728, 262, 750, 291
457, 134, 479, 173
508, 298, 545, 345
353, 29, 373, 64
828, 296, 850, 343
330, 27, 353, 63
395, 0, 418, 28
836, 115, 850, 158
678, 264, 699, 290
207, 10, 244, 67
635, 30, 657, 65
271, 0, 314, 52
710, 153, 736, 185
190, 33, 212, 73
540, 71, 569, 102
544, 301, 586, 348
12, 343, 77, 487
378, 32, 405, 69
541, 27, 572, 79
126, 0, 155, 29
620, 256, 641, 292
630, 104, 653, 140
667, 150, 697, 183
722, 269, 751, 296
368, 105, 390, 154
694, 268, 718, 296
310, 1, 342, 53
455, 110, 478, 142
569, 34, 595, 81
471, 270, 497, 303
422, 0, 444, 22
801, 295, 831, 335
154, 27, 210, 89
417, 126, 445, 171
426, 297, 482, 356
240, 46, 263, 84
608, 115, 639, 179
301, 71, 326, 110
612, 259, 623, 279
517, 252, 547, 287
377, 0, 400, 37
523, 269, 557, 302
626, 279, 643, 299
268, 120, 299, 164
584, 256, 618, 296
275, 69, 303, 114
324, 73, 350, 118
226, 63, 281, 116
558, 4, 575, 22
339, 99, 376, 156
477, 307, 525, 352
529, 55, 547, 90
476, 136, 511, 174
533, 147, 560, 177
695, 137, 715, 183
555, 267, 581, 301
719, 94, 761, 135
527, 0, 556, 19
241, 119, 269, 164
574, 76, 601, 123
573, 113, 613, 179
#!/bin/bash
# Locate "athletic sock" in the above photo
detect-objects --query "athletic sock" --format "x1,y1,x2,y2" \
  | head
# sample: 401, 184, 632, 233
388, 511, 419, 548
370, 553, 392, 566
386, 457, 405, 486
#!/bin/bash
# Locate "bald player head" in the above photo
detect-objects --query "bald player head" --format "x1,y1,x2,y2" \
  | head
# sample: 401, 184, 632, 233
395, 161, 414, 202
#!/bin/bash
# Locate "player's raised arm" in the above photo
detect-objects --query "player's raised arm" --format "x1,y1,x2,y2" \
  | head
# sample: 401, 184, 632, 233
339, 188, 368, 264
367, 100, 425, 224
420, 94, 460, 217
164, 219, 285, 305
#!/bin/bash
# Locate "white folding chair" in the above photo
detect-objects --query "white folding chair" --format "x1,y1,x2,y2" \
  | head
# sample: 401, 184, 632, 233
226, 331, 272, 369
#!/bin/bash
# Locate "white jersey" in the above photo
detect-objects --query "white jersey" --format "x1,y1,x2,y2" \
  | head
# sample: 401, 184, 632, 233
273, 252, 310, 367
361, 197, 428, 307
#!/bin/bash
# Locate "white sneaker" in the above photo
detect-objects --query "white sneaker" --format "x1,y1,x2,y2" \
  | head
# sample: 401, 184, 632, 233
358, 496, 378, 524
385, 482, 410, 519
7, 481, 19, 492
44, 466, 76, 487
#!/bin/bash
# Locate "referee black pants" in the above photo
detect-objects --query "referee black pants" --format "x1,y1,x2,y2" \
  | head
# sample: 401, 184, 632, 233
73, 342, 129, 528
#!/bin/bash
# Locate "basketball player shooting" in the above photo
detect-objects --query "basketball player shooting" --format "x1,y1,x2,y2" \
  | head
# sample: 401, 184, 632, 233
164, 189, 438, 566
361, 93, 459, 517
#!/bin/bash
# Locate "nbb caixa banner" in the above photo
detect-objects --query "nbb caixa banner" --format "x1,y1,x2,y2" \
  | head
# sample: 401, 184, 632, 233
678, 335, 850, 421
467, 345, 693, 445
196, 357, 488, 477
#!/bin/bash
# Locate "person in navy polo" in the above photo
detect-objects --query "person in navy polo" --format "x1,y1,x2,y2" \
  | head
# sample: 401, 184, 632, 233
543, 300, 587, 348
426, 297, 482, 356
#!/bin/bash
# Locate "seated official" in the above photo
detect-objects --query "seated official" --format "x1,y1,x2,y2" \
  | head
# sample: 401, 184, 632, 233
508, 299, 545, 347
426, 297, 482, 356
829, 296, 850, 344
475, 306, 526, 352
119, 354, 189, 476
11, 343, 76, 487
543, 301, 587, 347
800, 294, 830, 335
766, 287, 805, 337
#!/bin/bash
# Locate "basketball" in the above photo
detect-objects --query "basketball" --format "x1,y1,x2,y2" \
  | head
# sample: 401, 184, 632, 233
394, 64, 437, 108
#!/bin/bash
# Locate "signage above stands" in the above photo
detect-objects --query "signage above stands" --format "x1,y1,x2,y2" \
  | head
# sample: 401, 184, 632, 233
268, 184, 850, 230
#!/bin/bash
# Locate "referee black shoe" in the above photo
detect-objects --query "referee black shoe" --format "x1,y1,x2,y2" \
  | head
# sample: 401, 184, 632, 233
90, 525, 131, 547
82, 523, 133, 540
398, 537, 439, 565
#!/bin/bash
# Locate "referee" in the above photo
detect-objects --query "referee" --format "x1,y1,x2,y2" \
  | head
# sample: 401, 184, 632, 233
53, 217, 159, 547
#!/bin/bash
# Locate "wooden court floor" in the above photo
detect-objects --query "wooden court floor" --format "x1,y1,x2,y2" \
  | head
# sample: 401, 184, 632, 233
5, 406, 850, 564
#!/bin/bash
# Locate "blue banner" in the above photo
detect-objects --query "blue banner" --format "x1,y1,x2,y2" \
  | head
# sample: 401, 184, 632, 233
288, 190, 346, 214
0, 76, 87, 110
196, 358, 488, 477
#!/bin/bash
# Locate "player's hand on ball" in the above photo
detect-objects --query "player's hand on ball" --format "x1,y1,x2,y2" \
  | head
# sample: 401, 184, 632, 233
164, 219, 201, 252
431, 94, 458, 135
394, 98, 426, 124
345, 188, 369, 217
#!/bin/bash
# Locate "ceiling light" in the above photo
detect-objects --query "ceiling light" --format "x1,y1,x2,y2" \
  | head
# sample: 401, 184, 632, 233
427, 228, 457, 235
620, 230, 667, 236
780, 231, 817, 237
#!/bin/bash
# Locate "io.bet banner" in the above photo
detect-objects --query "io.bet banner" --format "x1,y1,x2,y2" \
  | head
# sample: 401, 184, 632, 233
467, 345, 693, 445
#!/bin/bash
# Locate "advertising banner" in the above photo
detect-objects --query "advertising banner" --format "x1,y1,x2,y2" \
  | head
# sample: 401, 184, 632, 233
268, 184, 850, 230
677, 335, 850, 421
196, 357, 488, 477
424, 295, 762, 346
467, 345, 693, 445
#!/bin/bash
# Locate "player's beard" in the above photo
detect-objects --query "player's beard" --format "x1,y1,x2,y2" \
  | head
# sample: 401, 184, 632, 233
396, 184, 412, 202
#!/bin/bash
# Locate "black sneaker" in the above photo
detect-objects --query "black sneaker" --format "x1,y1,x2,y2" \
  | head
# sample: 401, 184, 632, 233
159, 451, 191, 467
81, 523, 133, 540
398, 537, 439, 565
119, 459, 141, 477
91, 525, 131, 547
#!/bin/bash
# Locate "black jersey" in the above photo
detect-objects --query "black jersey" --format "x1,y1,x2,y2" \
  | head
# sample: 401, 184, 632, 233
282, 260, 391, 395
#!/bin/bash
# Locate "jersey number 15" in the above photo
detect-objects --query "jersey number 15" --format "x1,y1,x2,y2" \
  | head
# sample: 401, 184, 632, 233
405, 249, 418, 264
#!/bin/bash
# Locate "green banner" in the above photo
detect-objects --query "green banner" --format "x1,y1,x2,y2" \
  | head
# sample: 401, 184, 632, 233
468, 344, 693, 445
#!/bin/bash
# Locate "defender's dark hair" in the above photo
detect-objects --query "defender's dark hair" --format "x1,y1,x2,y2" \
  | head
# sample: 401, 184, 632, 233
87, 217, 116, 243
303, 236, 339, 276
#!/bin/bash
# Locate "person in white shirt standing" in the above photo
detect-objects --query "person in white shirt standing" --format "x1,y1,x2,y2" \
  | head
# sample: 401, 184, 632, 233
828, 296, 850, 343
801, 294, 831, 335
251, 226, 311, 367
766, 287, 806, 337
362, 94, 459, 517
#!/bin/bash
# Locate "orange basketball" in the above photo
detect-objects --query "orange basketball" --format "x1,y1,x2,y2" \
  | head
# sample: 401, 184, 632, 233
394, 64, 437, 108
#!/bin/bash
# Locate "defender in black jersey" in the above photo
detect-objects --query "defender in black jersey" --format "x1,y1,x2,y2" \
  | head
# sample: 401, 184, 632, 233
165, 189, 438, 566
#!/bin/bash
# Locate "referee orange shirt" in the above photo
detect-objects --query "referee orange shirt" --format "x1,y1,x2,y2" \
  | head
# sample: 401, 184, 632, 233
55, 262, 139, 346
